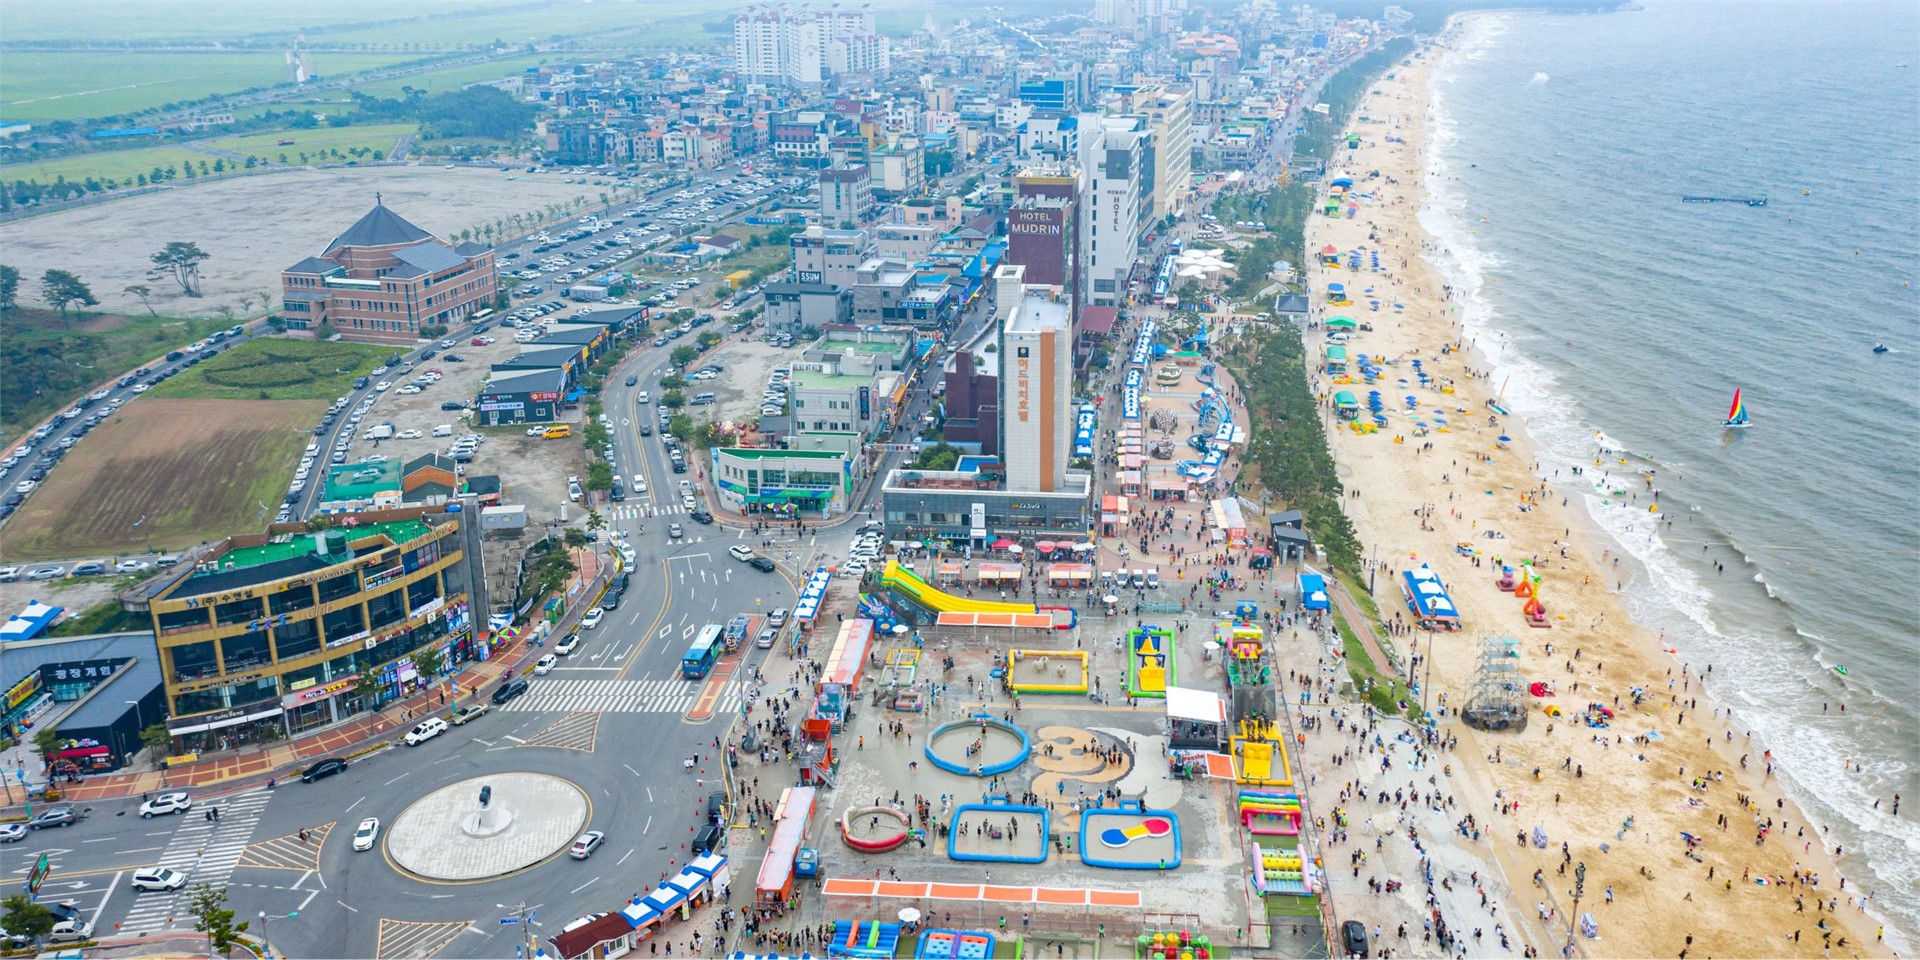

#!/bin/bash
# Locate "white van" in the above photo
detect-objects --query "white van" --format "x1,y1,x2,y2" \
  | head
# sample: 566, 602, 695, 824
432, 424, 454, 437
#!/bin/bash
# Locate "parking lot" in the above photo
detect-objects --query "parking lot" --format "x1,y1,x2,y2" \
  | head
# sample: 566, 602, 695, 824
492, 167, 807, 315
303, 325, 593, 529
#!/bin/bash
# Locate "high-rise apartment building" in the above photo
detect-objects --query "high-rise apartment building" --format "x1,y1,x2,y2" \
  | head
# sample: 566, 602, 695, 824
1125, 83, 1194, 221
734, 5, 889, 87
999, 286, 1075, 494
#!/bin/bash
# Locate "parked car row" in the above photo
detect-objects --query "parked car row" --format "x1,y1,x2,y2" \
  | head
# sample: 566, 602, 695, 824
1, 327, 249, 522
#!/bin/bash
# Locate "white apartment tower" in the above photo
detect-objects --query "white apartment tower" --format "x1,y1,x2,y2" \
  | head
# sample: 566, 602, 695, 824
1127, 83, 1194, 221
999, 286, 1074, 494
733, 6, 890, 87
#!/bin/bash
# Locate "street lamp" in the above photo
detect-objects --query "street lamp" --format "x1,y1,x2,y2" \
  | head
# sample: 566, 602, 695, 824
258, 910, 297, 959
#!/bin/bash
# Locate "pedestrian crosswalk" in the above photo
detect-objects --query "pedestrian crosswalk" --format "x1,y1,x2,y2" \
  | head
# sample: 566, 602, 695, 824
119, 789, 273, 934
607, 502, 697, 520
499, 678, 744, 716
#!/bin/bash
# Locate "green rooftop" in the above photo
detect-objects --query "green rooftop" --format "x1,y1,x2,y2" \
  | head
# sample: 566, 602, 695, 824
818, 339, 899, 356
324, 458, 403, 501
718, 447, 846, 461
213, 520, 432, 571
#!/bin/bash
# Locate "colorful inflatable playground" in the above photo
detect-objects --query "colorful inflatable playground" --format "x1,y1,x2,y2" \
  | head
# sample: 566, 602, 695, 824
829, 921, 904, 959
1217, 620, 1270, 686
1239, 789, 1321, 919
1003, 649, 1089, 694
924, 713, 1031, 777
1079, 799, 1182, 870
877, 561, 1076, 627
1135, 930, 1215, 960
1125, 625, 1176, 698
915, 929, 996, 959
840, 804, 915, 853
1230, 719, 1293, 787
948, 795, 1051, 864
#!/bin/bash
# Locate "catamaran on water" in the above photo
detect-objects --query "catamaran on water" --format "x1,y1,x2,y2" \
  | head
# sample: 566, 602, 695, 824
1723, 388, 1751, 429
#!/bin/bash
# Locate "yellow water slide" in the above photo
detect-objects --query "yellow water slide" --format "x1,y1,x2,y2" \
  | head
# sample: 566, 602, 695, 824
880, 561, 1035, 615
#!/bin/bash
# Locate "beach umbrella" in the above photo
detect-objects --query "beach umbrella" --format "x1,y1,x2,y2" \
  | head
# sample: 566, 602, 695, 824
1498, 435, 1512, 443
899, 908, 922, 923
990, 538, 1014, 549
1007, 544, 1023, 554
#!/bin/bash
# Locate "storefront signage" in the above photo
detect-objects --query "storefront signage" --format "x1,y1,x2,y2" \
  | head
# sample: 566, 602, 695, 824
45, 659, 125, 684
245, 613, 291, 633
168, 699, 284, 735
326, 627, 372, 651
797, 270, 823, 284
529, 391, 561, 403
479, 401, 526, 412
285, 674, 360, 708
857, 386, 871, 421
363, 563, 405, 591
791, 567, 835, 621
5, 674, 42, 711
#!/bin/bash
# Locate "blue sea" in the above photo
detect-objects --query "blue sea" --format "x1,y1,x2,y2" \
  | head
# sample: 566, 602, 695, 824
1421, 0, 1920, 942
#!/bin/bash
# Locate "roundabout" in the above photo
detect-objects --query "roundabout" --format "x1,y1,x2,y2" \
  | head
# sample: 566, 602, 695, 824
385, 771, 591, 882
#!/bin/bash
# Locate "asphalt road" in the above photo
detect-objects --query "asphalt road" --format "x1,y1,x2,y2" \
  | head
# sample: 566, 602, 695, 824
9, 441, 813, 959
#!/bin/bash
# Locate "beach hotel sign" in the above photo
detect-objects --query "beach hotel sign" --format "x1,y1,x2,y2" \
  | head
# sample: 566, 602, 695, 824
1010, 210, 1063, 235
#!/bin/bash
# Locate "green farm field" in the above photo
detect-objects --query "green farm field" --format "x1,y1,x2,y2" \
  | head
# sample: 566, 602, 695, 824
150, 338, 393, 402
315, 1, 718, 50
0, 147, 217, 189
0, 396, 320, 562
0, 0, 518, 42
200, 122, 418, 160
340, 55, 565, 99
0, 51, 420, 121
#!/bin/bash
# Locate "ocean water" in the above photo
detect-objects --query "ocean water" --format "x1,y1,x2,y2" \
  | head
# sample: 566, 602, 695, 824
1418, 1, 1920, 943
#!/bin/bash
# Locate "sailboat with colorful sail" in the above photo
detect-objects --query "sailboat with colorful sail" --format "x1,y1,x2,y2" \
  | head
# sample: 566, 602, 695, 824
1723, 388, 1750, 429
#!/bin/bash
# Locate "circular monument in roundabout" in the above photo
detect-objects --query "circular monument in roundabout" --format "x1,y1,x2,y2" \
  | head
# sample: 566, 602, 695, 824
386, 771, 590, 882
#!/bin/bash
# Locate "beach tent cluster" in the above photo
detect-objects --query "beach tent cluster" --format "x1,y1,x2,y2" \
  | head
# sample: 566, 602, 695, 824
1173, 247, 1236, 282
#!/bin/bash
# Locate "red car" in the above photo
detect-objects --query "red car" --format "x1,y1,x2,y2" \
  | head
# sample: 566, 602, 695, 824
470, 337, 488, 346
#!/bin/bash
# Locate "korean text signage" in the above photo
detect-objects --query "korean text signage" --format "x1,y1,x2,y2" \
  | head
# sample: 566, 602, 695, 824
1016, 346, 1031, 423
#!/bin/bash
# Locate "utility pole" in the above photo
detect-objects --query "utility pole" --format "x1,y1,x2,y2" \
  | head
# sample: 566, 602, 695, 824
1568, 861, 1586, 955
497, 901, 540, 958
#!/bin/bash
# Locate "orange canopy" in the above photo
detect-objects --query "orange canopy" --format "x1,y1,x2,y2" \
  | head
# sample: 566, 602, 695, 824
820, 878, 1143, 909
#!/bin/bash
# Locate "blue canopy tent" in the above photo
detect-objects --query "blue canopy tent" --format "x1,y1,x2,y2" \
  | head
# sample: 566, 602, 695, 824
1297, 569, 1331, 612
1401, 564, 1462, 629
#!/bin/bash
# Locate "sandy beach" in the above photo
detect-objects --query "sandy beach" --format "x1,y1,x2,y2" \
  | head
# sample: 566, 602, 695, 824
1294, 28, 1891, 959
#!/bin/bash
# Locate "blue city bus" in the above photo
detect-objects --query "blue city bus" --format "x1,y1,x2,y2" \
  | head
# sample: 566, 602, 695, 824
681, 624, 725, 679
